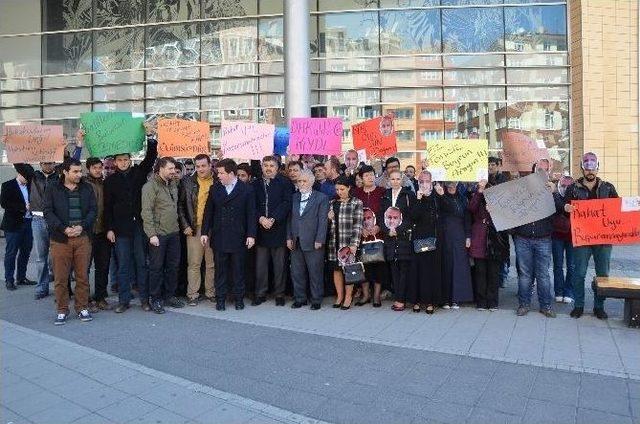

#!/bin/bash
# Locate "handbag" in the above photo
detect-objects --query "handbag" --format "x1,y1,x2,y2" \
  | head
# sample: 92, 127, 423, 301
413, 237, 437, 253
342, 262, 366, 284
360, 238, 385, 264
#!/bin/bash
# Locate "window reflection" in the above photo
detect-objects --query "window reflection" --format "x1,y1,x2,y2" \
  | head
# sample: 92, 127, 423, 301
319, 12, 380, 57
442, 8, 504, 53
380, 10, 441, 55
147, 0, 200, 21
505, 6, 567, 52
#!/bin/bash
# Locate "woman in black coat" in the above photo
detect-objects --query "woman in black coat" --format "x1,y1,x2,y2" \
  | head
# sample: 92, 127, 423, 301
380, 170, 415, 312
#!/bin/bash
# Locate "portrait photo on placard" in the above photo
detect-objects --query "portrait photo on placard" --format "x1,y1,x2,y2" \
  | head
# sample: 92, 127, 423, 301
338, 246, 356, 266
384, 206, 403, 231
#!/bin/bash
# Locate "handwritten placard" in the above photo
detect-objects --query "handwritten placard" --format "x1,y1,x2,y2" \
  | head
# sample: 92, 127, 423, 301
80, 112, 145, 157
352, 117, 397, 158
484, 172, 556, 231
220, 121, 275, 160
289, 117, 342, 155
570, 198, 640, 247
157, 119, 210, 158
2, 124, 65, 163
500, 131, 551, 172
426, 139, 488, 182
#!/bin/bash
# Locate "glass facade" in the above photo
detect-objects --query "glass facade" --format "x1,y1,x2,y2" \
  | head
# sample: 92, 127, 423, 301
0, 0, 569, 175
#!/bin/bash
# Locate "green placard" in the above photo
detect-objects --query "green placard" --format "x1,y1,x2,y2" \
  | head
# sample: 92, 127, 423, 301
80, 112, 145, 157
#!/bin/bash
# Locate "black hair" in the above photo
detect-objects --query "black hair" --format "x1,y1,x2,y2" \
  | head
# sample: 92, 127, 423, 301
193, 153, 210, 164
62, 158, 82, 172
287, 160, 303, 170
237, 162, 252, 176
358, 164, 375, 177
385, 157, 400, 168
154, 157, 175, 173
334, 175, 351, 189
216, 158, 238, 174
86, 157, 102, 169
488, 156, 501, 165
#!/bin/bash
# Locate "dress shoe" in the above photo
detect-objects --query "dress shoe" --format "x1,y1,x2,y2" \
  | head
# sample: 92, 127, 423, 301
166, 296, 185, 308
235, 300, 245, 310
373, 302, 382, 308
141, 300, 151, 312
251, 296, 266, 306
291, 301, 307, 309
18, 278, 36, 286
151, 300, 165, 314
216, 301, 226, 311
110, 283, 119, 294
593, 308, 608, 320
35, 292, 49, 300
570, 307, 583, 318
310, 303, 321, 310
275, 297, 286, 306
114, 303, 130, 314
5, 281, 17, 291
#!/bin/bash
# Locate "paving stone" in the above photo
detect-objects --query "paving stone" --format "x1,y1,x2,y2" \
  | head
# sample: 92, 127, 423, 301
521, 399, 576, 424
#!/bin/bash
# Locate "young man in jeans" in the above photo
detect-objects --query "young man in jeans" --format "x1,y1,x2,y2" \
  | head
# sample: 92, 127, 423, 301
43, 159, 97, 325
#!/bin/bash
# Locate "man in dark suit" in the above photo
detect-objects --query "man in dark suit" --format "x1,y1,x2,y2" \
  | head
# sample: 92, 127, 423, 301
201, 159, 257, 311
287, 169, 330, 310
252, 155, 293, 306
1, 164, 36, 290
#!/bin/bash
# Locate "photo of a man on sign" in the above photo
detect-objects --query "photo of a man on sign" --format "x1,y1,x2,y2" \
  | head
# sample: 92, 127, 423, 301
379, 114, 394, 137
384, 206, 403, 231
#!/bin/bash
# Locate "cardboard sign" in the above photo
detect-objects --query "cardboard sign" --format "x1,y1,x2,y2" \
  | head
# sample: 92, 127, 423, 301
80, 112, 145, 157
501, 132, 551, 172
289, 117, 342, 155
484, 172, 556, 231
157, 119, 210, 158
3, 124, 65, 163
570, 197, 640, 247
220, 121, 275, 160
426, 139, 488, 182
352, 117, 397, 158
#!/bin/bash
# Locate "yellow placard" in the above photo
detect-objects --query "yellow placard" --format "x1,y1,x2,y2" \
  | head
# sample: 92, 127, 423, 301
426, 139, 488, 182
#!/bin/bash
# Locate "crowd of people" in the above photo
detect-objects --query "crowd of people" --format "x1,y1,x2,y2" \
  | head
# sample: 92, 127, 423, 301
1, 123, 619, 325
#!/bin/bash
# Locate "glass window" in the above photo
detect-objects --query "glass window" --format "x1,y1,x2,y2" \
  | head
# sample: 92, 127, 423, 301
444, 54, 504, 68
380, 10, 441, 55
147, 98, 200, 115
42, 0, 92, 31
506, 53, 568, 67
320, 72, 379, 89
446, 102, 506, 148
43, 32, 93, 75
202, 19, 258, 65
420, 108, 443, 120
505, 6, 567, 52
319, 89, 380, 105
507, 68, 568, 84
380, 55, 441, 70
421, 130, 442, 141
202, 78, 258, 95
507, 86, 568, 101
203, 0, 257, 18
397, 130, 414, 142
382, 88, 442, 103
147, 0, 200, 22
444, 87, 505, 102
1, 34, 42, 90
319, 12, 380, 58
444, 69, 505, 85
356, 106, 381, 119
146, 24, 200, 81
441, 0, 501, 4
381, 70, 442, 87
394, 108, 415, 119
380, 0, 439, 6
442, 7, 504, 53
95, 0, 144, 27
259, 17, 284, 62
319, 0, 379, 12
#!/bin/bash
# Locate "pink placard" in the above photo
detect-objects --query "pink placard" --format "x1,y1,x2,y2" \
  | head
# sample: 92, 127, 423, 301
220, 120, 275, 160
289, 117, 342, 155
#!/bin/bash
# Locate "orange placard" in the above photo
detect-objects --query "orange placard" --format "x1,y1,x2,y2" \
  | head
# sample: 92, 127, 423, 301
352, 116, 397, 158
157, 119, 211, 158
3, 124, 65, 163
570, 198, 640, 247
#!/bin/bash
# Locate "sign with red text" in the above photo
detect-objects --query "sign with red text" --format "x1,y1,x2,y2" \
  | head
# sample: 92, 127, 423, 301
3, 124, 65, 163
289, 117, 342, 155
157, 119, 210, 158
352, 116, 397, 158
570, 197, 640, 247
220, 121, 275, 160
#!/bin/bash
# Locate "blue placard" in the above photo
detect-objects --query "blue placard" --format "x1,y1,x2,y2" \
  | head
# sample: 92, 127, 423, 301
274, 126, 290, 156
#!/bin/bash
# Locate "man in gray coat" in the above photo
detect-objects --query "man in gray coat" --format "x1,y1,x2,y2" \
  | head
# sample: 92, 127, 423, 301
287, 169, 329, 310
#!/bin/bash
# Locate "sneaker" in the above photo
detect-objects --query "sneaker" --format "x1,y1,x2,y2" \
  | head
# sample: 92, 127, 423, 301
477, 307, 487, 311
451, 303, 460, 310
442, 304, 451, 310
563, 297, 573, 304
152, 300, 165, 314
539, 308, 556, 318
516, 305, 529, 316
78, 310, 93, 322
555, 296, 564, 303
593, 308, 608, 320
187, 298, 198, 307
489, 307, 498, 312
18, 278, 36, 286
166, 297, 185, 308
54, 313, 67, 325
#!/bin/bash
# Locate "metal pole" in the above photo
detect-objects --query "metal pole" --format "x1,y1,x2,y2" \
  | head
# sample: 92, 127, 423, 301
284, 0, 310, 122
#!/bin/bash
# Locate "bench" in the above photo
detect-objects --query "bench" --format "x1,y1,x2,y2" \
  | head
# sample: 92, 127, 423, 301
595, 277, 640, 328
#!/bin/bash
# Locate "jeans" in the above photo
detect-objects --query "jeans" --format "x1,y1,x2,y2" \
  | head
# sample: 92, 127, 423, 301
114, 222, 149, 305
572, 245, 611, 309
148, 233, 180, 302
4, 219, 33, 283
551, 238, 575, 298
31, 216, 51, 295
514, 236, 553, 310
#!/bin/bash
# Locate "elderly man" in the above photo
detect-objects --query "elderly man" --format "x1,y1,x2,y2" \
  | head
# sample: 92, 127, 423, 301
287, 169, 329, 310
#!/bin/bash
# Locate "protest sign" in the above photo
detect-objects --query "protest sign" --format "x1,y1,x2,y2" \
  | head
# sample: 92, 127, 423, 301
220, 121, 275, 160
426, 139, 488, 182
80, 112, 145, 157
570, 197, 640, 247
484, 172, 556, 231
274, 126, 289, 156
157, 119, 210, 157
352, 117, 397, 158
500, 132, 551, 172
3, 124, 65, 163
289, 117, 342, 155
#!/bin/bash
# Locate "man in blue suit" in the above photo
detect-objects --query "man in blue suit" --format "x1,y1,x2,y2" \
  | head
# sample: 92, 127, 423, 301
201, 159, 257, 311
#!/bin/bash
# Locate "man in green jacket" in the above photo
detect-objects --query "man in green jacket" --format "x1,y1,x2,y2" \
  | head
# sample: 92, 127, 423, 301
141, 157, 184, 314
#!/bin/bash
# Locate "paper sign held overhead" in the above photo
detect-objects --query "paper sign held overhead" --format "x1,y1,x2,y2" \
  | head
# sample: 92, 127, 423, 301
352, 116, 397, 158
80, 112, 145, 157
3, 124, 66, 163
570, 198, 640, 247
425, 139, 488, 182
289, 117, 342, 155
220, 121, 275, 160
500, 132, 551, 173
157, 119, 210, 158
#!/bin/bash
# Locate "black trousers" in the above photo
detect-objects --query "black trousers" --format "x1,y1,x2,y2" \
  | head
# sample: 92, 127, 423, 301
148, 233, 180, 302
90, 232, 111, 301
390, 260, 413, 303
474, 258, 500, 309
291, 247, 325, 304
255, 246, 287, 297
215, 250, 246, 301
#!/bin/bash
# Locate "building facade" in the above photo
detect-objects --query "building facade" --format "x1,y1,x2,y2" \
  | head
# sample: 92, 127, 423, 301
0, 0, 638, 194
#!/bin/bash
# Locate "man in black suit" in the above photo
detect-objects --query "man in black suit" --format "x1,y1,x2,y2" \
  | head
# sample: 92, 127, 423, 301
201, 159, 257, 311
1, 164, 36, 290
287, 169, 330, 310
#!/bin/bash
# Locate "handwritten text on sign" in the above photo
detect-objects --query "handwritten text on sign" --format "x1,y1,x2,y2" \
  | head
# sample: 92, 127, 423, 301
3, 124, 65, 163
426, 139, 488, 182
220, 121, 275, 160
80, 112, 145, 157
158, 119, 210, 157
289, 118, 342, 155
352, 117, 397, 158
484, 172, 556, 231
570, 198, 640, 247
